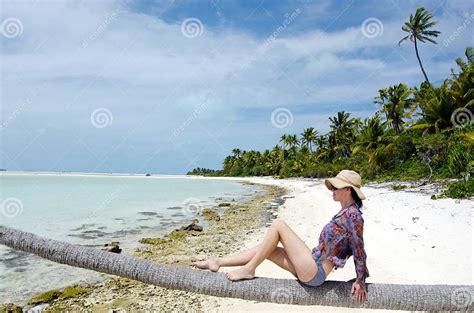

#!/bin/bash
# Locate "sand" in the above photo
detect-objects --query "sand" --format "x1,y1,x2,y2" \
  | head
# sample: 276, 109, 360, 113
200, 177, 473, 312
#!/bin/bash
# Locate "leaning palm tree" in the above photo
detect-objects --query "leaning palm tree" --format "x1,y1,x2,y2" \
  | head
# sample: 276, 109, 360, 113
0, 226, 472, 310
399, 7, 441, 84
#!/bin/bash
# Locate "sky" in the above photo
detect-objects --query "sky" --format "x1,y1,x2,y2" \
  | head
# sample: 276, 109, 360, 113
0, 0, 472, 174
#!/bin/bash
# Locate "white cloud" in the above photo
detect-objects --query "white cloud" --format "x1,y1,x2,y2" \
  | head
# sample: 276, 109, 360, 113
0, 0, 471, 172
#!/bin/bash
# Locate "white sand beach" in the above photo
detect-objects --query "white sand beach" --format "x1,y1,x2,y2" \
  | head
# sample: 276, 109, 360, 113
200, 177, 473, 312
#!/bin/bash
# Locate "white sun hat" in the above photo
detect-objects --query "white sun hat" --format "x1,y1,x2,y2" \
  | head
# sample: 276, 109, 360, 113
324, 169, 366, 200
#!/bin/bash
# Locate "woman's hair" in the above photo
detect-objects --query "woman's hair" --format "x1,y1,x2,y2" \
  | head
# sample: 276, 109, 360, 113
350, 187, 363, 208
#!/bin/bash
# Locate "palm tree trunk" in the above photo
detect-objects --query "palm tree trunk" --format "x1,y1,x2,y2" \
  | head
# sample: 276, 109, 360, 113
1, 225, 472, 310
414, 38, 430, 84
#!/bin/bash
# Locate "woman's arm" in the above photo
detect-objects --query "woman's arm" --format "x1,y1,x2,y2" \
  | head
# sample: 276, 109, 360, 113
344, 209, 370, 287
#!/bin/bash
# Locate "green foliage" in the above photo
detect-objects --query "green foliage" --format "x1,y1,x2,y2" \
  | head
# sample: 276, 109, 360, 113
377, 159, 430, 181
28, 285, 92, 305
374, 84, 415, 134
188, 47, 473, 200
187, 167, 223, 176
446, 140, 472, 177
437, 178, 474, 199
392, 183, 408, 190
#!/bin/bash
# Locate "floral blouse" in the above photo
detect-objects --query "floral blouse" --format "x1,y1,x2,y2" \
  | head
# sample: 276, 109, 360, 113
312, 202, 370, 284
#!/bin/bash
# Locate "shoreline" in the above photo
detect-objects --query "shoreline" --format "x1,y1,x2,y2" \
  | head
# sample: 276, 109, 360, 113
0, 175, 263, 306
2, 180, 287, 311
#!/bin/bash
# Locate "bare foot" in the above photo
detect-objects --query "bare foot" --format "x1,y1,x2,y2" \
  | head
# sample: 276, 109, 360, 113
225, 266, 255, 281
192, 258, 221, 272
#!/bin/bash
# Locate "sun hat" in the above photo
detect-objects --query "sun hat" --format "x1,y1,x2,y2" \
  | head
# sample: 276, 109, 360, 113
324, 169, 366, 200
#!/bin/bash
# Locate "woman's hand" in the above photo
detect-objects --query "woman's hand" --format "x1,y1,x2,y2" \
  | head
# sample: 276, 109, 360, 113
351, 280, 368, 304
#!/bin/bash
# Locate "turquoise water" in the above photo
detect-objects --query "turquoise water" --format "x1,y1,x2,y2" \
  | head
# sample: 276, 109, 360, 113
0, 173, 261, 304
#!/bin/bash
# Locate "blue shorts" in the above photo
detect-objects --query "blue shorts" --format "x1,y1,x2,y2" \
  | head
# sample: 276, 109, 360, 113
300, 261, 327, 287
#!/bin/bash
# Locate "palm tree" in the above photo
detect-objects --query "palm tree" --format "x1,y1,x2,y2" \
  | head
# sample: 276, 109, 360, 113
374, 84, 415, 134
301, 128, 318, 151
280, 135, 291, 149
231, 148, 242, 160
315, 135, 328, 152
399, 7, 441, 84
353, 116, 394, 165
0, 226, 471, 310
242, 150, 257, 169
450, 47, 474, 109
223, 156, 235, 173
265, 145, 284, 175
287, 134, 299, 149
412, 48, 474, 133
329, 111, 357, 158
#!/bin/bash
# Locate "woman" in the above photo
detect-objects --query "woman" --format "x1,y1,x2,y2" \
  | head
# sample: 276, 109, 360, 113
193, 169, 370, 304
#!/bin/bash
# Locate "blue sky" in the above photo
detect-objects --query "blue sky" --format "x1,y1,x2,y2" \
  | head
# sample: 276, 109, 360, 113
0, 0, 472, 174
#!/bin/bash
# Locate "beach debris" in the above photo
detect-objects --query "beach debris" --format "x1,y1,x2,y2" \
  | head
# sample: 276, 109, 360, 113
218, 202, 231, 207
25, 285, 92, 307
1, 303, 23, 312
167, 219, 204, 240
180, 219, 203, 232
201, 208, 220, 222
138, 211, 158, 216
145, 173, 151, 176
412, 216, 420, 223
139, 237, 169, 245
102, 242, 122, 254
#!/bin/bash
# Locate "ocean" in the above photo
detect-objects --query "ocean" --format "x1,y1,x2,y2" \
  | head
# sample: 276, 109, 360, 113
0, 172, 262, 304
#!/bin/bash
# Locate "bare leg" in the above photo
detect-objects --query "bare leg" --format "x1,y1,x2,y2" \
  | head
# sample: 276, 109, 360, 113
194, 244, 298, 277
226, 219, 317, 282
192, 244, 261, 272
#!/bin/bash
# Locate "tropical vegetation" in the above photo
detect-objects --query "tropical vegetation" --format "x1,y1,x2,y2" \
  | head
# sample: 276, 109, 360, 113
188, 8, 473, 198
